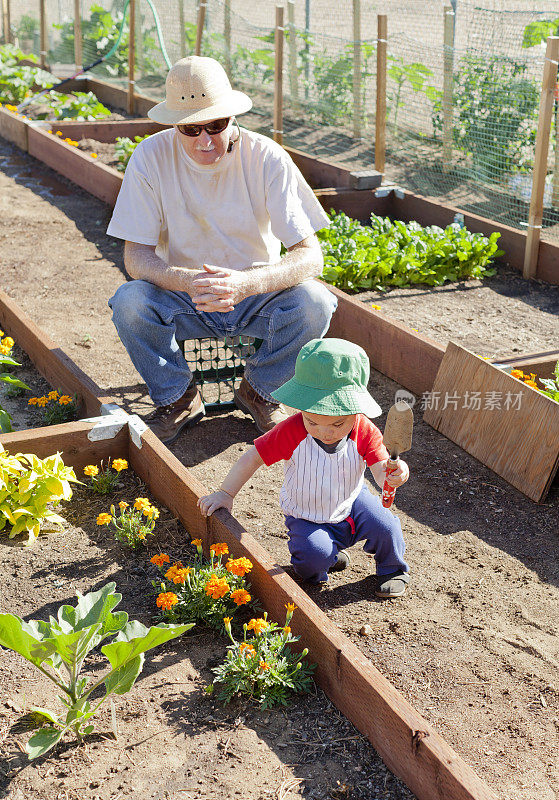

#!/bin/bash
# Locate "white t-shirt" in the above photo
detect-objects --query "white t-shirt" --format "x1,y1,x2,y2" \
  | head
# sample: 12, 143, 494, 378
106, 127, 329, 270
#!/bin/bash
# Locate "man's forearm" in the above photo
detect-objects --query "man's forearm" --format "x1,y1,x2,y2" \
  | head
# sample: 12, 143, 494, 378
240, 237, 324, 296
124, 241, 199, 293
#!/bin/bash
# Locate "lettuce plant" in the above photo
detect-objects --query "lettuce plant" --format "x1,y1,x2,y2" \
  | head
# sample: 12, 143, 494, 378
0, 582, 193, 758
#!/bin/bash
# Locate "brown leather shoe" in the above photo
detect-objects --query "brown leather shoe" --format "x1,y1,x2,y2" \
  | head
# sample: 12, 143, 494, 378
146, 380, 205, 444
234, 377, 288, 433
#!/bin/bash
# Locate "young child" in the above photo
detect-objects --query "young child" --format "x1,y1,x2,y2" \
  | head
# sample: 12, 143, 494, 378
198, 338, 410, 598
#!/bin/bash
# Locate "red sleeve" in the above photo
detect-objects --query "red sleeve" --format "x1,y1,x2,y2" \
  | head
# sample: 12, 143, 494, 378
254, 413, 308, 466
350, 414, 389, 467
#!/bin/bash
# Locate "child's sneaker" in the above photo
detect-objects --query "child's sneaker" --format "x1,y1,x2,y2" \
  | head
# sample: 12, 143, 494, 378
375, 570, 409, 598
329, 549, 351, 573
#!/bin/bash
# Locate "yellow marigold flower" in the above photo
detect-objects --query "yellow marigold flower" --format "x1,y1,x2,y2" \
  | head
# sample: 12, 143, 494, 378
247, 618, 269, 635
226, 557, 253, 577
134, 497, 151, 511
55, 130, 63, 136
36, 396, 49, 407
171, 567, 191, 584
47, 390, 59, 401
118, 500, 129, 510
283, 626, 291, 636
230, 589, 251, 606
259, 660, 270, 672
156, 592, 178, 610
524, 379, 539, 390
83, 465, 99, 477
5, 104, 17, 112
205, 574, 230, 599
58, 395, 73, 405
2, 337, 14, 349
239, 642, 255, 656
143, 505, 160, 520
28, 397, 38, 406
0, 330, 4, 337
112, 458, 128, 472
510, 369, 524, 380
150, 553, 170, 567
96, 512, 112, 525
91, 153, 98, 158
223, 616, 232, 627
371, 304, 381, 311
210, 542, 229, 556
285, 603, 297, 613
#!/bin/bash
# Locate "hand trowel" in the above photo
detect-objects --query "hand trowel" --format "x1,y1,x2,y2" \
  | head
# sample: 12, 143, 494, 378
381, 401, 414, 509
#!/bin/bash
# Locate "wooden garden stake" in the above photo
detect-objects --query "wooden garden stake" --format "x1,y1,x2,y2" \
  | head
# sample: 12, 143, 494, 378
442, 5, 455, 173
352, 0, 362, 139
195, 1, 206, 56
375, 14, 387, 174
39, 0, 47, 68
287, 0, 300, 111
2, 0, 11, 45
73, 0, 82, 69
552, 97, 559, 208
178, 0, 186, 58
224, 0, 231, 75
127, 0, 136, 115
273, 5, 284, 146
523, 36, 559, 280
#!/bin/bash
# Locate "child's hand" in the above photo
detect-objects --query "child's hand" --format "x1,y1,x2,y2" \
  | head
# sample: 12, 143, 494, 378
197, 490, 234, 517
384, 458, 410, 487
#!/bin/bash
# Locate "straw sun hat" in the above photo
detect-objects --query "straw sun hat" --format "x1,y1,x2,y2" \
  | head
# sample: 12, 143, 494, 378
148, 56, 253, 125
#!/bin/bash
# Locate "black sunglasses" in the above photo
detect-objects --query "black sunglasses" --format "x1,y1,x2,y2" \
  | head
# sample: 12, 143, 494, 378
176, 117, 231, 137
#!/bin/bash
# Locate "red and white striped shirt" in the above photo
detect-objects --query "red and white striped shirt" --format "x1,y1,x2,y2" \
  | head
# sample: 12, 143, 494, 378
255, 413, 388, 523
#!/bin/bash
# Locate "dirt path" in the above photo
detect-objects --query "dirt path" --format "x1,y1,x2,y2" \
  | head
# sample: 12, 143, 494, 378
0, 135, 558, 800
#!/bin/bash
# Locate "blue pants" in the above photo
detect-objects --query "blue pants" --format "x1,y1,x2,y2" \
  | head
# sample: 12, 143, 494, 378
108, 279, 337, 406
285, 486, 409, 584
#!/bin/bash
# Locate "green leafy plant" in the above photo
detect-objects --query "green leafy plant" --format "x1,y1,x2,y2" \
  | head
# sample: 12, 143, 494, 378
0, 582, 193, 758
14, 14, 39, 41
0, 43, 54, 104
387, 55, 440, 136
539, 361, 559, 403
96, 497, 160, 548
522, 18, 559, 48
36, 90, 111, 121
83, 458, 128, 494
0, 341, 30, 432
115, 134, 151, 172
28, 390, 79, 425
318, 210, 503, 292
209, 607, 315, 708
431, 53, 539, 178
0, 447, 79, 544
151, 541, 255, 631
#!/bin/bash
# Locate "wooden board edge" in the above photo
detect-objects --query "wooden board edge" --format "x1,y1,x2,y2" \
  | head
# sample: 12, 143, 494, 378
128, 431, 498, 800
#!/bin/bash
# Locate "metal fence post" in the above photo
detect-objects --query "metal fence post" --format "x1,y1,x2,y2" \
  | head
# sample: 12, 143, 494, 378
375, 14, 387, 174
523, 36, 559, 279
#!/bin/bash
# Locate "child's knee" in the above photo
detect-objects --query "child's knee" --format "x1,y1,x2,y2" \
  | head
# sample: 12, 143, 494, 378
288, 532, 337, 579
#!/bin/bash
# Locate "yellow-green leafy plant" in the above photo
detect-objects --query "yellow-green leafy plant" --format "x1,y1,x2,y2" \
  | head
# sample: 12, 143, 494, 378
0, 344, 30, 431
27, 391, 79, 425
208, 606, 315, 708
0, 446, 79, 544
83, 458, 128, 494
96, 497, 159, 548
150, 541, 255, 631
0, 582, 193, 759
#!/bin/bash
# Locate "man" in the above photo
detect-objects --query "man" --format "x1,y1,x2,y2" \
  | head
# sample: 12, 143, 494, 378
107, 56, 337, 443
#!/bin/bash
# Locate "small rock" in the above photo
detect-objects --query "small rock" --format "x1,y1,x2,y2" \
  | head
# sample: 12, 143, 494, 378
359, 624, 373, 636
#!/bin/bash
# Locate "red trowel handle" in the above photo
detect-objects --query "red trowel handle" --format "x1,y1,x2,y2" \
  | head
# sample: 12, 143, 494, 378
382, 457, 399, 508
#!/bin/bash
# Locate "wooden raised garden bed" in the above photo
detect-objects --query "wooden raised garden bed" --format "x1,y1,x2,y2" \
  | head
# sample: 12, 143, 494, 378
0, 287, 498, 800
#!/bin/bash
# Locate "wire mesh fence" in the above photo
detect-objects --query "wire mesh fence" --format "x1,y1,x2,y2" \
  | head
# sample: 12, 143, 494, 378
4, 1, 559, 245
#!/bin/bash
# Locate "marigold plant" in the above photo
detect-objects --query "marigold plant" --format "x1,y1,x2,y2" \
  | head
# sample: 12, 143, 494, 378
510, 362, 559, 404
150, 540, 255, 631
83, 458, 128, 494
209, 606, 315, 708
27, 390, 79, 425
97, 498, 159, 548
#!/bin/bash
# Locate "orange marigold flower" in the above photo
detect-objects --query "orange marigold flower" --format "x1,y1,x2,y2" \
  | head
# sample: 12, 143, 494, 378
118, 501, 129, 510
134, 497, 151, 510
58, 395, 73, 405
156, 592, 178, 610
524, 379, 539, 390
247, 618, 269, 635
2, 337, 14, 349
47, 390, 59, 401
239, 642, 255, 656
171, 568, 191, 584
230, 589, 251, 606
191, 538, 202, 547
150, 553, 170, 567
285, 603, 297, 613
210, 543, 229, 556
83, 465, 99, 477
142, 505, 160, 520
226, 557, 253, 576
55, 130, 63, 136
259, 660, 270, 672
91, 153, 98, 158
27, 397, 38, 405
510, 369, 525, 380
283, 626, 291, 635
36, 396, 49, 407
112, 458, 128, 472
96, 513, 112, 525
205, 574, 230, 599
165, 565, 180, 581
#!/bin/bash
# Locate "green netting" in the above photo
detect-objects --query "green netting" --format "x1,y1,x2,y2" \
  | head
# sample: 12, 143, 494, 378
6, 1, 559, 244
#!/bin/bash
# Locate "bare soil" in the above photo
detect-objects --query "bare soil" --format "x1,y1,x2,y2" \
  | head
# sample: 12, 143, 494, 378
0, 134, 558, 800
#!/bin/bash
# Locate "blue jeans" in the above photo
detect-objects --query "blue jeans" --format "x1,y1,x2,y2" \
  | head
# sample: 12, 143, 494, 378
108, 279, 337, 406
285, 486, 409, 584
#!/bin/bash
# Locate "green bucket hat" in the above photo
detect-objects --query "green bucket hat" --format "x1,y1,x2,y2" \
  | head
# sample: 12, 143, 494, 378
272, 338, 382, 418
